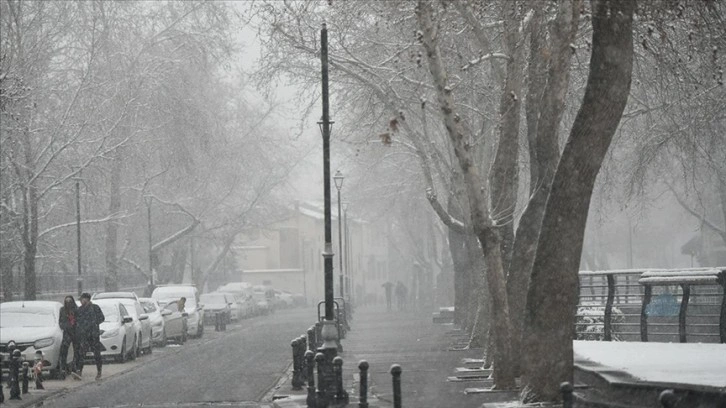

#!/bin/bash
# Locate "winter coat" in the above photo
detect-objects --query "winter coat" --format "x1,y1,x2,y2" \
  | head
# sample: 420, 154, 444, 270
77, 303, 105, 337
59, 307, 78, 333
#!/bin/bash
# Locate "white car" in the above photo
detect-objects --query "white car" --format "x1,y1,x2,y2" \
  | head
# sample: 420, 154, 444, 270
138, 298, 166, 346
117, 298, 152, 355
93, 299, 137, 363
0, 301, 67, 379
200, 293, 233, 324
152, 285, 204, 338
159, 301, 188, 344
92, 291, 139, 302
94, 293, 153, 356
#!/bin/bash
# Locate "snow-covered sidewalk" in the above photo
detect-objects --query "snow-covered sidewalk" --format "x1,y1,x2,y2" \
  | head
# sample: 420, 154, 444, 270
574, 340, 726, 388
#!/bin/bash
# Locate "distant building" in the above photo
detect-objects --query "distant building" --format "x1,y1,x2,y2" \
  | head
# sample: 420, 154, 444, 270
231, 201, 391, 303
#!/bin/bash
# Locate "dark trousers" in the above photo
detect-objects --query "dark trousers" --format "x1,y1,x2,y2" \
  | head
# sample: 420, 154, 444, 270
59, 331, 80, 373
77, 333, 102, 373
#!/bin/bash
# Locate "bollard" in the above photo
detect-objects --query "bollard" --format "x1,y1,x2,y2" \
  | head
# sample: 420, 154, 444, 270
291, 338, 303, 390
21, 362, 29, 394
221, 312, 227, 331
358, 360, 369, 408
390, 364, 402, 408
9, 349, 22, 400
314, 322, 323, 348
659, 389, 677, 408
560, 382, 574, 408
307, 326, 316, 352
299, 336, 308, 383
214, 312, 220, 331
305, 351, 316, 408
332, 356, 348, 402
315, 352, 328, 407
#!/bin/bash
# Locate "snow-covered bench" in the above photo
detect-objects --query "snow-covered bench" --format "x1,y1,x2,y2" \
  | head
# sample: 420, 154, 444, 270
638, 268, 726, 343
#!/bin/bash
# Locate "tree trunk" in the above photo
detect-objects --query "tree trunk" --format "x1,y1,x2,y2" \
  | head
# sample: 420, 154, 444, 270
489, 0, 523, 270
507, 0, 581, 376
464, 233, 485, 333
22, 181, 38, 300
105, 149, 122, 291
416, 0, 516, 388
520, 0, 634, 402
450, 221, 469, 325
170, 244, 188, 283
1, 258, 14, 301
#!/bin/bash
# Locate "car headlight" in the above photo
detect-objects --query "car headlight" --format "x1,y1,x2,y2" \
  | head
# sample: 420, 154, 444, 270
34, 337, 54, 349
101, 328, 120, 338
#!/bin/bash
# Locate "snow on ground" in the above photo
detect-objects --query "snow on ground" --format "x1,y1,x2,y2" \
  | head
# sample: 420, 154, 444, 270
574, 340, 726, 388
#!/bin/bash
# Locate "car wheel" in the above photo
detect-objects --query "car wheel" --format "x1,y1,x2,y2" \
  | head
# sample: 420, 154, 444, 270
116, 338, 127, 363
51, 363, 64, 380
129, 335, 137, 361
145, 331, 153, 354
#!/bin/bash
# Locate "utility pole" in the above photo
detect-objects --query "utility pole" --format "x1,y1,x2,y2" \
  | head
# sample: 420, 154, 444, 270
75, 170, 83, 297
145, 196, 154, 293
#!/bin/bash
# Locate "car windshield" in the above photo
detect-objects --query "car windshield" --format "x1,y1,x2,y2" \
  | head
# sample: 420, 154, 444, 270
118, 301, 138, 318
94, 292, 134, 299
97, 304, 119, 323
140, 301, 157, 313
0, 311, 55, 328
200, 294, 226, 304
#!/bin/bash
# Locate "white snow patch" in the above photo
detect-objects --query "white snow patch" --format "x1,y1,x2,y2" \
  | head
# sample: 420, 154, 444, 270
574, 340, 726, 388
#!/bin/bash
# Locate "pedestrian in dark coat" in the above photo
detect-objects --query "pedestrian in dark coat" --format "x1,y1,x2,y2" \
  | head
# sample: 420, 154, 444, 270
58, 296, 80, 375
76, 293, 105, 380
382, 282, 394, 312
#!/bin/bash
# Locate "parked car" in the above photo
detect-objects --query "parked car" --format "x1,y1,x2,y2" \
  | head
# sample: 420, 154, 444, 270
159, 301, 187, 344
0, 301, 66, 379
200, 293, 233, 324
93, 299, 137, 363
217, 291, 254, 320
151, 285, 204, 338
252, 285, 273, 315
94, 293, 153, 356
217, 282, 253, 295
92, 291, 138, 301
216, 282, 257, 317
275, 290, 295, 308
139, 298, 166, 346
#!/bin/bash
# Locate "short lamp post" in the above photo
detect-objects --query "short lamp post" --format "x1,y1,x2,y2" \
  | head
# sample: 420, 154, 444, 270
343, 201, 350, 305
333, 170, 345, 300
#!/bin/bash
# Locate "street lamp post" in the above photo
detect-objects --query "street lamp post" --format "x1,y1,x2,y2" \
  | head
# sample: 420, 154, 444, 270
333, 171, 344, 300
317, 22, 344, 403
144, 196, 154, 293
73, 170, 83, 297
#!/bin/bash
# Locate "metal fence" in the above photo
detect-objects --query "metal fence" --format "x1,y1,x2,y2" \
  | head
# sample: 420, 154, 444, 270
1, 270, 147, 302
576, 268, 725, 343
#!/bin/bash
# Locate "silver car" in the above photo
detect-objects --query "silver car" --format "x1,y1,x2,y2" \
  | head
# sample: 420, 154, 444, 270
0, 301, 66, 378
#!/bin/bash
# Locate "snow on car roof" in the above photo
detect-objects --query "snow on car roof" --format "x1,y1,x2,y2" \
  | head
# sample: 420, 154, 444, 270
0, 300, 62, 311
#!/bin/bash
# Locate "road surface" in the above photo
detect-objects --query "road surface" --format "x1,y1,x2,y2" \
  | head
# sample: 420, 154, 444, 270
42, 307, 314, 408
